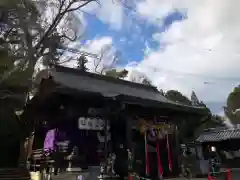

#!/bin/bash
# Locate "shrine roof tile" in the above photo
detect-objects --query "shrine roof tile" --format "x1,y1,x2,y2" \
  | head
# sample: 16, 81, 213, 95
34, 65, 209, 115
196, 126, 240, 143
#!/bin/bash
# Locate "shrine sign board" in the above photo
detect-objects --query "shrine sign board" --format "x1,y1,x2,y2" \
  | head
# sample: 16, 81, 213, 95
78, 117, 107, 130
139, 119, 174, 134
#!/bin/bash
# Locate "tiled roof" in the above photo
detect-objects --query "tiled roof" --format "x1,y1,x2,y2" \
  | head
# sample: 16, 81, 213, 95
48, 66, 208, 114
196, 126, 240, 142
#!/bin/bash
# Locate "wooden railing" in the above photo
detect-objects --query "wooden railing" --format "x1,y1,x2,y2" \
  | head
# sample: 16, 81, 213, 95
31, 148, 46, 171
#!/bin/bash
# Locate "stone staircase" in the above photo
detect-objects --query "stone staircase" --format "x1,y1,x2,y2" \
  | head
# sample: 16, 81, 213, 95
51, 172, 90, 180
30, 170, 92, 180
0, 168, 31, 180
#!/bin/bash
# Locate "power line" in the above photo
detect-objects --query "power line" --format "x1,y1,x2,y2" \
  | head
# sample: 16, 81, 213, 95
68, 1, 240, 86
134, 65, 240, 83
64, 47, 99, 58
111, 1, 240, 84
114, 0, 138, 14
114, 0, 162, 23
114, 1, 240, 54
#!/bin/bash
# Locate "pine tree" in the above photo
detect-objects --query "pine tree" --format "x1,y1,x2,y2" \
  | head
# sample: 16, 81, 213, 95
191, 91, 200, 106
159, 89, 165, 96
142, 78, 152, 85
77, 55, 88, 72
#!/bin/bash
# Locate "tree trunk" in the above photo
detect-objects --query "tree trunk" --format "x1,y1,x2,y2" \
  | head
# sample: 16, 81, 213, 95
0, 99, 22, 168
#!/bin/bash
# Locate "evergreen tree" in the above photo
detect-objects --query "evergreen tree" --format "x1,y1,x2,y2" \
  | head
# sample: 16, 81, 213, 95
165, 90, 192, 106
77, 55, 88, 72
191, 91, 200, 106
141, 77, 152, 85
159, 89, 165, 96
225, 86, 240, 125
105, 69, 128, 79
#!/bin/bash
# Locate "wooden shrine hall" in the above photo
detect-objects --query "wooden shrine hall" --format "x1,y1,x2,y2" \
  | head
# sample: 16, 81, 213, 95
21, 65, 209, 179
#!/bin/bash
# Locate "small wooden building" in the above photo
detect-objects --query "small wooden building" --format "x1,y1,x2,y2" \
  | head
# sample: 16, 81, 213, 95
196, 126, 240, 168
21, 65, 208, 179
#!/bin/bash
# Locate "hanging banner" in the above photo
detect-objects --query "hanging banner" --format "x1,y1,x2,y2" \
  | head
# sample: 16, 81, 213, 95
44, 129, 56, 152
166, 134, 173, 172
144, 132, 150, 176
78, 117, 109, 130
156, 140, 163, 178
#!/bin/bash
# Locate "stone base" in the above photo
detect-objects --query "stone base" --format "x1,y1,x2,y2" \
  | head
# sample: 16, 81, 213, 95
51, 172, 91, 180
66, 167, 82, 172
0, 168, 30, 180
30, 171, 41, 180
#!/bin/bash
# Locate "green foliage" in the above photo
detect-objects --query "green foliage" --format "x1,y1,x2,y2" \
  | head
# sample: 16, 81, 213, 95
0, 0, 94, 166
142, 77, 152, 85
159, 89, 165, 96
191, 91, 199, 106
224, 86, 240, 125
177, 113, 223, 143
77, 55, 88, 71
1, 0, 93, 83
105, 69, 128, 79
0, 0, 40, 82
0, 50, 30, 97
0, 0, 18, 7
193, 114, 223, 138
164, 89, 222, 142
0, 49, 29, 139
165, 90, 192, 106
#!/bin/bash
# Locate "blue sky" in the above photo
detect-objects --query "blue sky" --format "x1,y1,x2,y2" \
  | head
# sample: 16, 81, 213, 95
69, 0, 240, 116
82, 10, 185, 65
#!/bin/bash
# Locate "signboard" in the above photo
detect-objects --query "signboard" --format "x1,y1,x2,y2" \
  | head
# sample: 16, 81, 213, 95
78, 117, 108, 130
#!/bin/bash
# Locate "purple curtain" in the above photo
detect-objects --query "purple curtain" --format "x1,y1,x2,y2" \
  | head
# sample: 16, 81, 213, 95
44, 129, 56, 152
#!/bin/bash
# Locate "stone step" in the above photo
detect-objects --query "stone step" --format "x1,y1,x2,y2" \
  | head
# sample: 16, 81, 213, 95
0, 168, 30, 180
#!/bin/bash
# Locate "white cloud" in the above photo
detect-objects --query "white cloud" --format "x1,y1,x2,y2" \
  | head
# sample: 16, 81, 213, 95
82, 0, 125, 30
63, 36, 117, 73
131, 0, 240, 113
83, 37, 117, 72
37, 0, 125, 36
136, 0, 187, 25
36, 0, 240, 114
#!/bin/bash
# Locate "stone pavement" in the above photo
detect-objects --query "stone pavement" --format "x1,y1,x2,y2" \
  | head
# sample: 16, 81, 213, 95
168, 178, 207, 180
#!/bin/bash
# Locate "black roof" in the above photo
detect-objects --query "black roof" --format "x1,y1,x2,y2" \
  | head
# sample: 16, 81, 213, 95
196, 126, 240, 143
34, 65, 209, 114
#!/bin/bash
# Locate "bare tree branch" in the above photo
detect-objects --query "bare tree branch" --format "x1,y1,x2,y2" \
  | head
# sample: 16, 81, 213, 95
0, 0, 96, 85
100, 51, 120, 74
56, 56, 74, 64
94, 44, 112, 73
60, 33, 77, 42
65, 0, 95, 13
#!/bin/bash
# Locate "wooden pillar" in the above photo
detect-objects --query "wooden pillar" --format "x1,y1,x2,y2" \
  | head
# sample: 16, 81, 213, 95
18, 132, 35, 168
174, 124, 181, 175
18, 140, 27, 168
104, 117, 108, 171
102, 102, 111, 173
125, 117, 132, 150
125, 115, 133, 178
